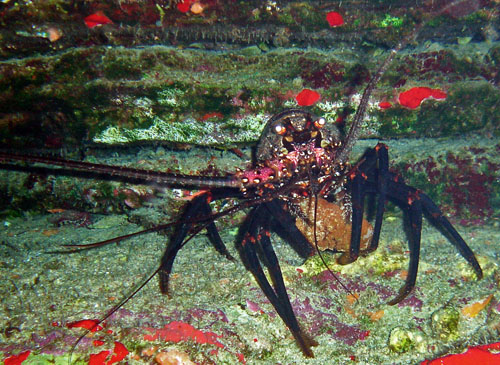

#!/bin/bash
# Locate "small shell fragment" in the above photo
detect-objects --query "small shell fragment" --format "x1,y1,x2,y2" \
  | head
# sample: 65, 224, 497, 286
461, 294, 494, 318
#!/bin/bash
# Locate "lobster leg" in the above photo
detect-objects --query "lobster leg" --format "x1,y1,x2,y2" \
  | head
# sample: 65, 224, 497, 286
368, 143, 389, 253
239, 204, 317, 357
338, 169, 365, 265
339, 143, 389, 264
339, 144, 482, 304
387, 196, 423, 305
202, 201, 234, 261
420, 193, 483, 279
383, 180, 482, 304
266, 199, 315, 258
158, 191, 232, 295
259, 220, 319, 356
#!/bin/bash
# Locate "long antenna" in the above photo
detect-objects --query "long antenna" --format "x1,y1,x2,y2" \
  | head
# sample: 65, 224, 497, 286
67, 223, 208, 364
312, 193, 356, 299
337, 1, 460, 164
0, 152, 240, 189
305, 166, 355, 298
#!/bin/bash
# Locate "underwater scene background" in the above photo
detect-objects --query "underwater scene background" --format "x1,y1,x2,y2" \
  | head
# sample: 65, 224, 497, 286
0, 0, 499, 364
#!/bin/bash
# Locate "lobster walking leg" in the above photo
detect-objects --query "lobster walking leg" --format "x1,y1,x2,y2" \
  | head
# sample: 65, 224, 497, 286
266, 200, 315, 258
382, 179, 483, 304
388, 196, 423, 305
338, 168, 365, 265
368, 143, 389, 253
419, 194, 483, 278
239, 203, 317, 357
158, 191, 233, 295
338, 143, 389, 264
337, 144, 482, 304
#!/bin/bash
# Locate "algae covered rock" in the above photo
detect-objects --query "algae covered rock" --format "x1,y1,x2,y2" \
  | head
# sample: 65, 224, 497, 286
431, 307, 460, 341
388, 327, 427, 353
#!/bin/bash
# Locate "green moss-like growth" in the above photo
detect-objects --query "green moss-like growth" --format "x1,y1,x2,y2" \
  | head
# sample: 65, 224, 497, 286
103, 55, 144, 80
377, 107, 419, 137
93, 114, 268, 146
377, 14, 404, 28
299, 240, 407, 279
490, 45, 500, 65
277, 2, 325, 30
23, 353, 76, 365
388, 327, 427, 353
2, 39, 499, 149
416, 82, 500, 136
431, 307, 460, 341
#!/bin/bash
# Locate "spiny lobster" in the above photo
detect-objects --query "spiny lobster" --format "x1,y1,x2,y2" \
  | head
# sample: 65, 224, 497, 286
0, 91, 483, 360
0, 4, 484, 360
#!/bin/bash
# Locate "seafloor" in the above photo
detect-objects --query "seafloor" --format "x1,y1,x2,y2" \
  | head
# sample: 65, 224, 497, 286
1, 137, 499, 364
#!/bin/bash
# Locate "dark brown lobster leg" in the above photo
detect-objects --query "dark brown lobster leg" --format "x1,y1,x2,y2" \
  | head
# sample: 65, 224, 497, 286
338, 144, 483, 304
419, 193, 483, 278
368, 144, 389, 253
239, 203, 317, 357
202, 195, 235, 261
387, 195, 423, 304
384, 179, 483, 304
158, 190, 234, 295
266, 200, 315, 258
337, 166, 365, 265
338, 142, 390, 265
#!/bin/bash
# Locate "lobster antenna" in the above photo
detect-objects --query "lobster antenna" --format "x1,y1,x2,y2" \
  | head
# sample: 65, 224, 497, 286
67, 264, 160, 365
0, 152, 240, 189
67, 221, 209, 364
311, 191, 356, 300
337, 2, 457, 164
304, 166, 354, 298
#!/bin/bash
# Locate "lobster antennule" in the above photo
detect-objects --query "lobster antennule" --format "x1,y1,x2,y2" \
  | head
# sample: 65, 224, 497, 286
0, 152, 241, 189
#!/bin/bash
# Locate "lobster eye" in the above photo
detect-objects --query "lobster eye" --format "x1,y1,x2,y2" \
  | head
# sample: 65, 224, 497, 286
274, 124, 286, 135
314, 117, 326, 129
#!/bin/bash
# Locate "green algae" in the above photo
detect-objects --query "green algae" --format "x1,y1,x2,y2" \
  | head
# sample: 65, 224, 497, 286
22, 354, 76, 365
2, 40, 499, 149
299, 239, 409, 279
431, 307, 460, 341
389, 327, 427, 353
93, 114, 268, 146
376, 81, 500, 138
378, 14, 404, 28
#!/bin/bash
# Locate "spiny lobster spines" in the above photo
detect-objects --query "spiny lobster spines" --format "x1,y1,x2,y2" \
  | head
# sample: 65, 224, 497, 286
256, 109, 342, 162
234, 111, 347, 198
234, 129, 346, 196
